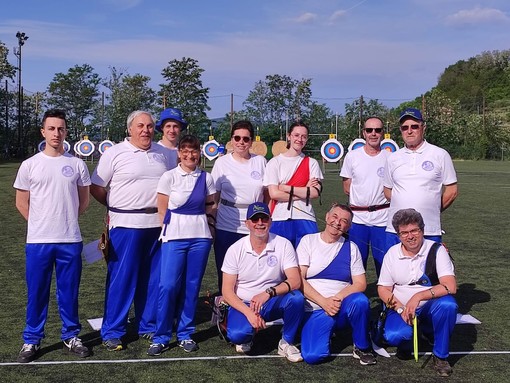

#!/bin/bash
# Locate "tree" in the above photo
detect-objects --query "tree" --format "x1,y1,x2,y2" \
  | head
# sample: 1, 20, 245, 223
0, 41, 16, 81
343, 97, 391, 144
159, 57, 210, 139
102, 67, 156, 141
46, 64, 101, 140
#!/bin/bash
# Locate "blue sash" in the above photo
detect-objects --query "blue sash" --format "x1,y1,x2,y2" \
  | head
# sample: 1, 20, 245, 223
162, 171, 207, 236
308, 240, 352, 284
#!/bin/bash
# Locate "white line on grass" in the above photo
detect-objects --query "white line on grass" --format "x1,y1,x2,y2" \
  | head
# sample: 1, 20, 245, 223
1, 350, 510, 366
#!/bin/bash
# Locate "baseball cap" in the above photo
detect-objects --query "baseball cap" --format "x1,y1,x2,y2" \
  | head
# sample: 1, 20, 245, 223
399, 108, 423, 123
156, 108, 188, 132
246, 202, 270, 220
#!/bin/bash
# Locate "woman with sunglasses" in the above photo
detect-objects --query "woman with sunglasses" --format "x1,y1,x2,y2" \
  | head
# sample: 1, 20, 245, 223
211, 120, 268, 291
263, 121, 323, 248
148, 135, 216, 356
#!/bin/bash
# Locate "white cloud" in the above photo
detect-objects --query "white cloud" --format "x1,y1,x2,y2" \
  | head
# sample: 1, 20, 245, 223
293, 12, 318, 24
446, 7, 509, 25
329, 10, 347, 22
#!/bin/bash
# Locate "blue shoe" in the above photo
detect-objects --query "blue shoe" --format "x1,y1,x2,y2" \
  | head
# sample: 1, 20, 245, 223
147, 343, 169, 356
179, 339, 198, 353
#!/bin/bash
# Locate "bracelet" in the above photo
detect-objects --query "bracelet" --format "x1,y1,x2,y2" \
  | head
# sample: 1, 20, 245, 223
429, 288, 435, 298
442, 284, 451, 295
282, 280, 291, 293
305, 187, 310, 206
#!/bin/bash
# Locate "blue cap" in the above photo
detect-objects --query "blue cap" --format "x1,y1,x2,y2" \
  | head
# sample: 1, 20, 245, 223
246, 202, 270, 220
399, 108, 423, 123
156, 108, 188, 132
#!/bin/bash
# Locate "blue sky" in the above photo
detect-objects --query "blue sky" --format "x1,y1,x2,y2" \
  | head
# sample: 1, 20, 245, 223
1, 0, 509, 118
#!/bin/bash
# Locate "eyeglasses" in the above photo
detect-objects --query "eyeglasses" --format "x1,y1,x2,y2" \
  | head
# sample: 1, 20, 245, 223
233, 135, 251, 143
400, 124, 421, 132
398, 228, 421, 238
180, 149, 199, 156
364, 128, 383, 134
249, 215, 270, 223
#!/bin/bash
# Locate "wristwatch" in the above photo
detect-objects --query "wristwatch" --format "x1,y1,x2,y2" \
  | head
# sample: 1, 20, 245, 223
265, 287, 276, 298
397, 306, 405, 314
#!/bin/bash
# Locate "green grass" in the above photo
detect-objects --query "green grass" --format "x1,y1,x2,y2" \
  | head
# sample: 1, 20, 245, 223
0, 159, 509, 382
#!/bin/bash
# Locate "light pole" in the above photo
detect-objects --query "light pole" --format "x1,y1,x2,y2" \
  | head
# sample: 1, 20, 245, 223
14, 31, 28, 157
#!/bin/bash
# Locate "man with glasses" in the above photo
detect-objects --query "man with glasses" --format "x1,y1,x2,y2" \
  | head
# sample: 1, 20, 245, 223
383, 108, 458, 247
340, 117, 390, 277
377, 208, 457, 377
221, 202, 305, 362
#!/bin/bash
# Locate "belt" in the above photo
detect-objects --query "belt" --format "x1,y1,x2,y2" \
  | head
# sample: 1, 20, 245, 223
220, 198, 250, 209
350, 203, 390, 212
108, 207, 158, 214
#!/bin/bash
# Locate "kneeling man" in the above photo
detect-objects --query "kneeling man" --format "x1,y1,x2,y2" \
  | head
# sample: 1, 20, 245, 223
222, 202, 304, 362
297, 203, 376, 365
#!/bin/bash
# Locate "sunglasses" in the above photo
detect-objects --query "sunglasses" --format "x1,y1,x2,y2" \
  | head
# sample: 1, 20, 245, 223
249, 215, 270, 223
400, 124, 421, 132
364, 128, 383, 134
233, 135, 251, 143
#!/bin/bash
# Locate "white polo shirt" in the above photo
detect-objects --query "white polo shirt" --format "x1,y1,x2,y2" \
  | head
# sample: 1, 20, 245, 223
340, 148, 390, 226
91, 139, 178, 229
211, 153, 267, 234
378, 239, 455, 308
263, 154, 323, 221
157, 164, 216, 241
222, 233, 298, 301
297, 233, 365, 311
13, 152, 91, 243
383, 141, 457, 235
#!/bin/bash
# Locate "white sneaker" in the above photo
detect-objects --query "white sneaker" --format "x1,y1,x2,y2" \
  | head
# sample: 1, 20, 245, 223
235, 342, 253, 353
278, 338, 303, 362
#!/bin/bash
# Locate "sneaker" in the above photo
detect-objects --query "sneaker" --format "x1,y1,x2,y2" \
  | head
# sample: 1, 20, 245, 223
352, 345, 377, 365
277, 339, 303, 363
235, 342, 253, 353
147, 343, 169, 356
17, 343, 40, 363
103, 338, 123, 351
396, 347, 413, 360
179, 339, 199, 353
433, 355, 453, 377
63, 337, 90, 358
140, 333, 154, 342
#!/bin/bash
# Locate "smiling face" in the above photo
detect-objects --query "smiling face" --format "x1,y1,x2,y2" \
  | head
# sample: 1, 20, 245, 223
287, 125, 309, 153
397, 223, 424, 255
231, 128, 253, 157
41, 117, 67, 152
128, 112, 155, 150
362, 118, 384, 150
324, 206, 352, 238
161, 119, 182, 148
246, 213, 271, 239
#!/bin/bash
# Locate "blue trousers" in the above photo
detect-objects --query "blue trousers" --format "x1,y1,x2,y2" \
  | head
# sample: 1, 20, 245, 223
270, 219, 318, 248
227, 291, 305, 345
383, 295, 457, 358
101, 227, 161, 340
153, 238, 212, 344
23, 243, 83, 344
386, 232, 442, 250
301, 292, 371, 364
349, 223, 387, 276
213, 229, 246, 291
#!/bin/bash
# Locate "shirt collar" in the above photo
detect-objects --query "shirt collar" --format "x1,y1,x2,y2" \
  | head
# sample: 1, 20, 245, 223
124, 138, 156, 153
403, 140, 428, 154
176, 163, 201, 177
244, 233, 276, 256
397, 240, 427, 260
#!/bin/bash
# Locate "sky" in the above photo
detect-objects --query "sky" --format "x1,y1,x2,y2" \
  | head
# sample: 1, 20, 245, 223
1, 0, 509, 118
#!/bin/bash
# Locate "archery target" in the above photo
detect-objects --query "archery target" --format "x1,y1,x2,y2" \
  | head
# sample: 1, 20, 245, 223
380, 139, 399, 153
251, 141, 267, 157
74, 141, 82, 156
271, 140, 288, 156
348, 138, 366, 151
203, 139, 220, 161
77, 139, 95, 157
63, 140, 71, 153
37, 141, 46, 152
99, 140, 114, 154
321, 138, 344, 162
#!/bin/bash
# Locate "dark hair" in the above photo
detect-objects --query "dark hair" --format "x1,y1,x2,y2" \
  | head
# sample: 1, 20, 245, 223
286, 120, 309, 149
178, 134, 201, 151
328, 202, 353, 220
231, 120, 255, 139
42, 109, 67, 127
391, 208, 425, 233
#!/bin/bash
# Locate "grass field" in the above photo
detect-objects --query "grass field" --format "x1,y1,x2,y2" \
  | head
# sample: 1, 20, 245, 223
0, 159, 509, 382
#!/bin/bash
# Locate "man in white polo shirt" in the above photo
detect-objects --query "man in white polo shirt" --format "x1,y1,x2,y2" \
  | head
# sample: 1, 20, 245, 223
221, 202, 304, 362
90, 110, 178, 351
384, 108, 458, 247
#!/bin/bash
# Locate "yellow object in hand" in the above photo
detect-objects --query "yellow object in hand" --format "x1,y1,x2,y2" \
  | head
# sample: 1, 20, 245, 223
413, 316, 419, 362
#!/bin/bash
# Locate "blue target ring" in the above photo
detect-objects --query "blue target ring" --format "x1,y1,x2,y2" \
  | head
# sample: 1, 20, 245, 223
38, 141, 46, 152
63, 140, 71, 153
99, 140, 114, 154
78, 140, 95, 157
381, 139, 399, 153
202, 140, 220, 161
321, 139, 344, 163
348, 138, 366, 151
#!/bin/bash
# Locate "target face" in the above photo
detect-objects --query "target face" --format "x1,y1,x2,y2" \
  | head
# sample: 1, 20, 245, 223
320, 139, 344, 163
37, 141, 46, 152
348, 138, 366, 151
63, 140, 71, 153
78, 139, 95, 157
74, 141, 82, 156
380, 139, 399, 153
99, 140, 114, 154
202, 140, 220, 161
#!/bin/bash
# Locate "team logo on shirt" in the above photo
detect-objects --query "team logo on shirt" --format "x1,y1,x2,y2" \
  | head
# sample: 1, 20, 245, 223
267, 255, 278, 267
422, 161, 434, 171
377, 167, 385, 177
151, 153, 166, 163
61, 166, 74, 177
250, 171, 262, 180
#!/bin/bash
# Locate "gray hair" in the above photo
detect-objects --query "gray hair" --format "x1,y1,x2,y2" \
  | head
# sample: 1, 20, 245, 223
328, 202, 353, 220
126, 110, 155, 130
391, 208, 425, 233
